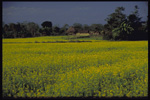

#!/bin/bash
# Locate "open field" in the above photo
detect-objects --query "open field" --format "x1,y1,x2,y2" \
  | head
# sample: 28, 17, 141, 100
3, 34, 103, 43
2, 36, 148, 97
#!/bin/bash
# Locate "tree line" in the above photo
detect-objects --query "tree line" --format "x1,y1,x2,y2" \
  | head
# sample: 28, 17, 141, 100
2, 5, 148, 40
2, 21, 104, 38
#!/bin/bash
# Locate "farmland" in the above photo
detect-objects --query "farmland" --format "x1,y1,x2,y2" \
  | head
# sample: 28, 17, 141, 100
2, 36, 148, 97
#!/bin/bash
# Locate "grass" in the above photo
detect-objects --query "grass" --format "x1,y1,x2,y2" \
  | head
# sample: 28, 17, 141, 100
2, 35, 148, 97
3, 33, 104, 43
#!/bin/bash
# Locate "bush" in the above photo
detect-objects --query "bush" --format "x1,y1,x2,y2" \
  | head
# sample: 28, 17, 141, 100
112, 21, 134, 40
102, 31, 113, 40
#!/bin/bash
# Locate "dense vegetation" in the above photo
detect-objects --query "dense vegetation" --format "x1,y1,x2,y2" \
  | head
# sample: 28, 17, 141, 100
3, 36, 148, 97
2, 5, 148, 40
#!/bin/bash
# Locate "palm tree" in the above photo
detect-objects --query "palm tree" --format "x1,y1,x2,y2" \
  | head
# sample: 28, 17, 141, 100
112, 21, 134, 40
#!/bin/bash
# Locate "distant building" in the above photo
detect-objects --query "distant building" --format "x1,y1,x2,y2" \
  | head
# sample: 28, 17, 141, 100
66, 26, 77, 35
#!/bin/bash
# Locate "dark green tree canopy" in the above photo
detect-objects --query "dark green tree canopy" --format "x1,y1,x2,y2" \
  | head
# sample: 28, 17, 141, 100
127, 5, 142, 27
105, 7, 126, 29
73, 23, 83, 32
41, 21, 52, 28
53, 25, 60, 35
40, 21, 53, 36
90, 24, 103, 32
112, 21, 134, 40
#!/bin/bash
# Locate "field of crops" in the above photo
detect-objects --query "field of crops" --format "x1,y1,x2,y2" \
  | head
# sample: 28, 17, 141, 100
2, 36, 148, 97
2, 34, 103, 43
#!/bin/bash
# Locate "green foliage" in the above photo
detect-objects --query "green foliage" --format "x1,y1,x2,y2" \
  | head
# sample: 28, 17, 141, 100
26, 22, 39, 37
112, 21, 134, 40
41, 21, 52, 28
73, 23, 82, 27
73, 23, 83, 32
39, 27, 52, 36
105, 7, 126, 30
3, 22, 40, 38
126, 5, 147, 40
103, 5, 147, 40
52, 26, 60, 35
90, 24, 103, 33
83, 24, 90, 31
59, 24, 69, 35
103, 7, 127, 40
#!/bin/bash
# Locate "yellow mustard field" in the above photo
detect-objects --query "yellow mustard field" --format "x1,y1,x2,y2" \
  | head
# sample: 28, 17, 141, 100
2, 37, 148, 97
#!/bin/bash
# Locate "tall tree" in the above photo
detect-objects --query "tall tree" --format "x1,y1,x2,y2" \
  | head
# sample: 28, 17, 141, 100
112, 21, 134, 40
41, 21, 52, 28
26, 22, 39, 37
59, 24, 69, 35
19, 22, 32, 37
105, 7, 126, 30
52, 25, 60, 35
3, 24, 9, 38
103, 7, 126, 40
73, 23, 83, 33
3, 22, 40, 38
90, 24, 103, 33
40, 21, 53, 36
83, 24, 90, 33
127, 5, 146, 40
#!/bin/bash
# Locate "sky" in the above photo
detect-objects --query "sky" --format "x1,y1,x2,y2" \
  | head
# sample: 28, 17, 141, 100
2, 1, 148, 27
